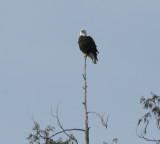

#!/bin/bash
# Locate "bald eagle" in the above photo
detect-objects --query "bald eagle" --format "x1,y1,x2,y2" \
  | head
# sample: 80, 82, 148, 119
78, 30, 99, 64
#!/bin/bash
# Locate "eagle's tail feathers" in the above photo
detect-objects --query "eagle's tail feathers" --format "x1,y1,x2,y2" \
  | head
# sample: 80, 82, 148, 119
88, 52, 97, 64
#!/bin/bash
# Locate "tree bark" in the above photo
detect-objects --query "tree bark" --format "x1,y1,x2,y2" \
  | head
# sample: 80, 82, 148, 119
84, 57, 89, 144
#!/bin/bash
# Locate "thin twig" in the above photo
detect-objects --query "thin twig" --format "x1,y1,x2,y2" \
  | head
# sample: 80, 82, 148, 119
88, 111, 109, 130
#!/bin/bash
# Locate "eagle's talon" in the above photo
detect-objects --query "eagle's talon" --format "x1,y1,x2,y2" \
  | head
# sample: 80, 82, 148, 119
84, 53, 87, 57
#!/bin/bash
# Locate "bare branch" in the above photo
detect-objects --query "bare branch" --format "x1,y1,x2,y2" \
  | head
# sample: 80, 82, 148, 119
51, 105, 85, 144
88, 111, 109, 130
136, 126, 160, 143
49, 128, 85, 139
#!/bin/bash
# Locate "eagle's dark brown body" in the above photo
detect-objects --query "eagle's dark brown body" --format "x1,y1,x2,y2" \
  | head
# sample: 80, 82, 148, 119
78, 35, 99, 62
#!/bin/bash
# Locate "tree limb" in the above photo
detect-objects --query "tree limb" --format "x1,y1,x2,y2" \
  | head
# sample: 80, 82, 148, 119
88, 111, 109, 130
49, 128, 85, 139
136, 126, 160, 143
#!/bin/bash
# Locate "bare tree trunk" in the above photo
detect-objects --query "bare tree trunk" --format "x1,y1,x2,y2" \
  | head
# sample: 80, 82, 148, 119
45, 138, 49, 144
83, 57, 89, 144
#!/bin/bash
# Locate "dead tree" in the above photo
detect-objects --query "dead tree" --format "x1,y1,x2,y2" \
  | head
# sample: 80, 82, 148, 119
83, 57, 89, 144
27, 56, 109, 144
82, 57, 109, 144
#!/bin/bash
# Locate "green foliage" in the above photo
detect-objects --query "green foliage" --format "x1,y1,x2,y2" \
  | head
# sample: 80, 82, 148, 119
26, 120, 73, 144
138, 93, 160, 132
137, 92, 160, 143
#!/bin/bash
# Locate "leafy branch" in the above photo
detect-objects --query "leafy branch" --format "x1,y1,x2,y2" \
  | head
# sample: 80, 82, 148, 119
137, 92, 160, 143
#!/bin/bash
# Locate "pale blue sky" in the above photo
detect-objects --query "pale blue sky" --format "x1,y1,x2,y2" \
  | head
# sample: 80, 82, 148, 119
0, 0, 160, 144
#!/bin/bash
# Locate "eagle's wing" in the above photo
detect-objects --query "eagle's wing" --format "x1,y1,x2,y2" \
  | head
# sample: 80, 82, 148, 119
86, 36, 99, 63
87, 36, 99, 54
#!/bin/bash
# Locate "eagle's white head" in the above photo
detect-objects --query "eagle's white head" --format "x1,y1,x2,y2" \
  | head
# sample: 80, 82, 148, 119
80, 29, 87, 36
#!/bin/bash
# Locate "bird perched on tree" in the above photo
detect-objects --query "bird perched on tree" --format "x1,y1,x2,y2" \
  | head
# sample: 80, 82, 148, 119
78, 30, 99, 64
